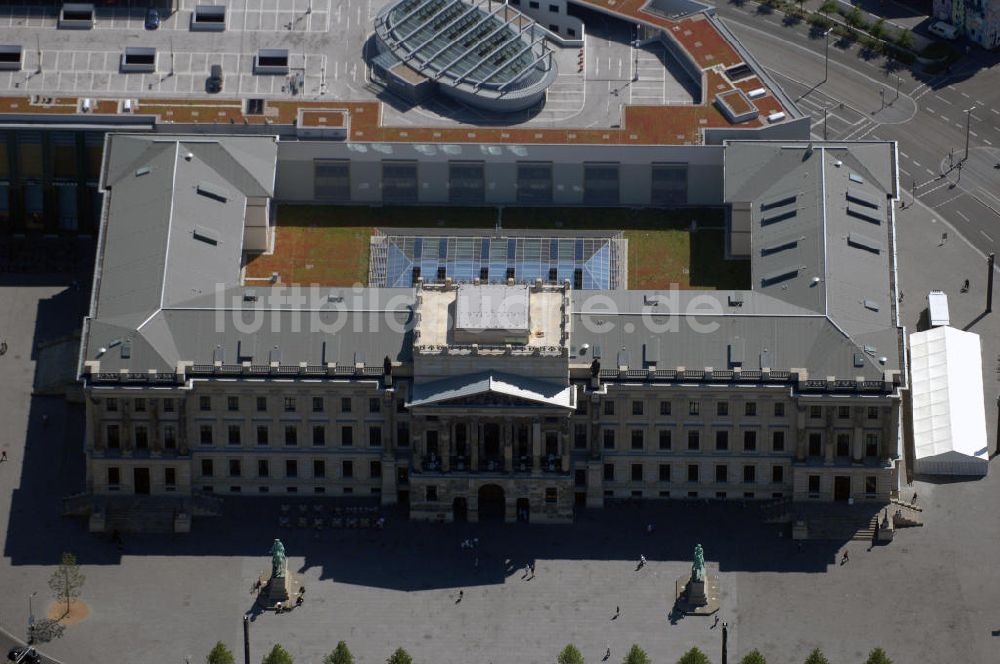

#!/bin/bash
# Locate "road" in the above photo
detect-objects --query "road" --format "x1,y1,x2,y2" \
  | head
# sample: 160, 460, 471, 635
715, 1, 1000, 257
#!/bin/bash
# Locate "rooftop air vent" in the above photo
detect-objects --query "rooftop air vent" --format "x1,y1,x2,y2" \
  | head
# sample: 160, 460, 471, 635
197, 181, 228, 203
192, 226, 219, 246
135, 166, 151, 177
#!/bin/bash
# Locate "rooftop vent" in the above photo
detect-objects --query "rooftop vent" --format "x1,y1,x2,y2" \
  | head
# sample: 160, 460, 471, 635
728, 293, 744, 307
243, 290, 258, 302
853, 352, 865, 367
761, 209, 797, 226
761, 267, 799, 286
847, 231, 882, 254
192, 226, 219, 246
197, 181, 228, 203
846, 205, 881, 225
120, 338, 132, 359
849, 173, 864, 184
761, 239, 798, 256
213, 345, 224, 363
760, 195, 796, 212
135, 166, 151, 177
863, 299, 880, 312
846, 190, 879, 209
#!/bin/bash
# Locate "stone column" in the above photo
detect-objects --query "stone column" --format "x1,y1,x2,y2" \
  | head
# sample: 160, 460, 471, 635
503, 422, 513, 472
586, 460, 604, 508
412, 434, 424, 472
380, 455, 397, 505
560, 429, 570, 473
88, 398, 104, 452
795, 406, 807, 461
531, 421, 542, 473
470, 423, 480, 470
881, 406, 896, 461
150, 398, 162, 455
121, 401, 133, 453
852, 406, 865, 463
177, 399, 189, 455
440, 421, 451, 472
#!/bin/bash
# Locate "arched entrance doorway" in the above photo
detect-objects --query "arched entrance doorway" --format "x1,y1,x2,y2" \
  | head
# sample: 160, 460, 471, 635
478, 484, 505, 521
516, 497, 530, 523
453, 497, 468, 522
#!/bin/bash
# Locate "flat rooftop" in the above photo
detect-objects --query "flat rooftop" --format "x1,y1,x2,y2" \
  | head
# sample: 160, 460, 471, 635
0, 0, 796, 145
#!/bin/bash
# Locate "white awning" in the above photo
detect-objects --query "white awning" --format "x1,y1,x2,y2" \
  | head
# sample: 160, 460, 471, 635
909, 326, 988, 476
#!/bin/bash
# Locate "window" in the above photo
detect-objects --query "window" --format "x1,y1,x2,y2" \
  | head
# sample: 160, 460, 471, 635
548, 3, 559, 11
528, 1, 539, 9
651, 163, 688, 206
369, 398, 381, 414
201, 459, 213, 477
632, 400, 644, 416
545, 488, 557, 503
687, 464, 699, 482
688, 401, 700, 416
107, 467, 120, 486
836, 433, 851, 457
837, 405, 850, 419
715, 430, 729, 451
743, 430, 757, 452
369, 426, 383, 447
163, 398, 174, 413
808, 432, 822, 456
448, 161, 486, 204
574, 424, 587, 449
313, 460, 326, 479
743, 491, 755, 499
256, 426, 269, 446
426, 485, 438, 501
256, 396, 267, 412
603, 429, 615, 450
200, 425, 213, 445
631, 464, 643, 482
312, 397, 324, 413
165, 467, 176, 487
807, 475, 820, 496
745, 401, 757, 417
630, 430, 644, 450
659, 401, 671, 416
342, 426, 354, 446
227, 396, 239, 412
658, 464, 671, 482
397, 423, 410, 447
258, 460, 269, 477
107, 425, 121, 449
283, 397, 296, 413
658, 430, 672, 450
687, 430, 700, 450
312, 425, 325, 446
341, 397, 352, 413
134, 398, 146, 412
286, 459, 298, 478
371, 460, 382, 479
715, 491, 727, 499
772, 430, 785, 452
603, 463, 615, 481
577, 400, 587, 416
865, 432, 879, 457
106, 398, 118, 412
771, 465, 784, 484
382, 161, 419, 203
603, 401, 615, 416
865, 476, 877, 497
229, 459, 241, 477
743, 465, 756, 484
567, 27, 576, 37
314, 159, 351, 201
716, 401, 729, 417
163, 425, 176, 450
284, 425, 298, 446
773, 403, 785, 417
342, 460, 353, 478
809, 405, 822, 419
199, 396, 211, 411
225, 424, 241, 446
134, 425, 148, 449
867, 406, 879, 420
715, 465, 728, 483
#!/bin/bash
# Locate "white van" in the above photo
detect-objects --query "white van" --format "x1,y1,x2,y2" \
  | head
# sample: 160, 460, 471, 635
928, 21, 959, 41
927, 290, 950, 327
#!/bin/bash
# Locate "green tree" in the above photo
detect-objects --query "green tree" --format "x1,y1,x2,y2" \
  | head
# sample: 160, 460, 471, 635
870, 18, 886, 39
207, 642, 236, 664
865, 648, 893, 664
845, 7, 865, 28
896, 29, 914, 50
48, 552, 86, 616
557, 644, 585, 664
676, 647, 711, 664
386, 648, 413, 664
739, 650, 767, 664
622, 644, 651, 664
819, 0, 837, 13
803, 649, 830, 664
262, 644, 294, 664
324, 641, 354, 664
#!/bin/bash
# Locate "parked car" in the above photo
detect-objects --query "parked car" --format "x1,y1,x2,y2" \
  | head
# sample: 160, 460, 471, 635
928, 20, 958, 41
207, 64, 223, 93
145, 7, 160, 30
7, 647, 41, 664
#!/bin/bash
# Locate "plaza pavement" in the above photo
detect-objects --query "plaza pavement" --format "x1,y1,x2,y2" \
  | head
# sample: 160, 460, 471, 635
0, 193, 997, 664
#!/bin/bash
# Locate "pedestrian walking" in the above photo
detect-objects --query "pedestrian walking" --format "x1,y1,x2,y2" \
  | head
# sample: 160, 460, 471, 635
898, 291, 904, 303
474, 557, 479, 570
0, 340, 7, 355
637, 554, 646, 569
604, 647, 611, 661
529, 561, 535, 576
940, 232, 949, 246
613, 605, 620, 619
646, 522, 654, 535
458, 590, 463, 603
0, 450, 6, 462
41, 414, 48, 428
912, 491, 918, 505
841, 550, 849, 565
961, 279, 970, 293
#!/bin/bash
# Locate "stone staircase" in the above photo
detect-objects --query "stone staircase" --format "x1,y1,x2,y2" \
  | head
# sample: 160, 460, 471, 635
790, 503, 884, 541
63, 493, 224, 534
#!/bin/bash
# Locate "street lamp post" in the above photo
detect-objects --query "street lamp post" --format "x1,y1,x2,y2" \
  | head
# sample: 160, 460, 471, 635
987, 252, 995, 314
721, 621, 729, 664
243, 613, 251, 664
964, 106, 975, 162
824, 28, 833, 83
28, 591, 37, 644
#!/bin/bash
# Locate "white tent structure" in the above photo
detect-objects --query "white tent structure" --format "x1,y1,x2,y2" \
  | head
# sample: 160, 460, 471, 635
909, 326, 989, 476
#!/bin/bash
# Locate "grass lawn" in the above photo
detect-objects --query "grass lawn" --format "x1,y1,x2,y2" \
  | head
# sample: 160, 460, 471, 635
245, 205, 749, 290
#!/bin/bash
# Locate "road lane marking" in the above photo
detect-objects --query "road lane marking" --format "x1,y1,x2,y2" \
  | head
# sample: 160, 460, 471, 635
926, 168, 935, 176
934, 94, 952, 105
985, 139, 993, 146
970, 130, 978, 137
955, 210, 970, 222
992, 108, 1000, 115
982, 230, 995, 243
913, 160, 922, 167
900, 150, 909, 158
960, 91, 970, 98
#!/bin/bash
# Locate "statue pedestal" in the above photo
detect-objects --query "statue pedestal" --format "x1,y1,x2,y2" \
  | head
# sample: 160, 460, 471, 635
674, 571, 721, 616
257, 572, 300, 610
